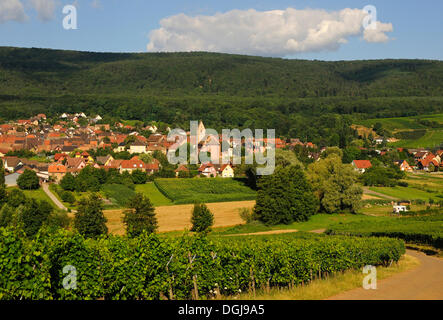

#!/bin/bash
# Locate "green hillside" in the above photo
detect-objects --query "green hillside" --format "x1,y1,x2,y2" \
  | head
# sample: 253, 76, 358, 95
355, 113, 443, 148
1, 46, 443, 140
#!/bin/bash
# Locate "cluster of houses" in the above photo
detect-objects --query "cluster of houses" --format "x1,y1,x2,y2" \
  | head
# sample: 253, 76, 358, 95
351, 148, 443, 173
1, 114, 321, 184
0, 113, 167, 185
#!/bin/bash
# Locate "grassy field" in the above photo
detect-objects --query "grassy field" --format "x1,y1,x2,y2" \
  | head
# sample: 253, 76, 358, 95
356, 113, 443, 131
355, 113, 443, 148
154, 178, 256, 204
390, 129, 443, 148
369, 186, 443, 201
211, 213, 374, 236
7, 187, 57, 209
135, 183, 173, 206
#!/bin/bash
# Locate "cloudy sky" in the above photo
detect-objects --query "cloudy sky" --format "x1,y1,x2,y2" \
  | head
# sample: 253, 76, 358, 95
0, 0, 442, 60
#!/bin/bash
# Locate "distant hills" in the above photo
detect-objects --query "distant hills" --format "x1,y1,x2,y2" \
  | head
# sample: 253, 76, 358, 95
1, 46, 443, 132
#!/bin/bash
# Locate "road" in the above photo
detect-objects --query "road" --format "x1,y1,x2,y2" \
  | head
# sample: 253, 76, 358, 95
327, 250, 443, 300
42, 183, 68, 211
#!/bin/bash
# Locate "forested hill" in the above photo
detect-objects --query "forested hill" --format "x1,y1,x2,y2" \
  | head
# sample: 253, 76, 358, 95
1, 46, 443, 138
2, 46, 443, 98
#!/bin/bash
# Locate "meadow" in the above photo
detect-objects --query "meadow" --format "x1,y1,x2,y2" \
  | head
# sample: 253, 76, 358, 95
356, 113, 443, 131
369, 186, 443, 201
7, 187, 57, 209
154, 178, 257, 204
355, 113, 443, 148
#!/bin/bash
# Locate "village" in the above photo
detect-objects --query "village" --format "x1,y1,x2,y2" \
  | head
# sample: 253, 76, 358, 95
1, 113, 442, 188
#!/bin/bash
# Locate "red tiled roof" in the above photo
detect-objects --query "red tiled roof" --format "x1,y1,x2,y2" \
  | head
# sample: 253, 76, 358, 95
48, 164, 67, 173
352, 160, 372, 169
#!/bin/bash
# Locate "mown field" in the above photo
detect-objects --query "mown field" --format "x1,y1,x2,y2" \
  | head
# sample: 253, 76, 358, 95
154, 178, 257, 204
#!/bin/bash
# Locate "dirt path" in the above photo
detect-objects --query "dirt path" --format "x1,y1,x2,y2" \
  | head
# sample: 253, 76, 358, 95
327, 250, 443, 300
42, 183, 67, 211
363, 187, 398, 201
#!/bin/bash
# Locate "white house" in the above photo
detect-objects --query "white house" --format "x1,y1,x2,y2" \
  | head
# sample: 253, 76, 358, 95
393, 205, 408, 214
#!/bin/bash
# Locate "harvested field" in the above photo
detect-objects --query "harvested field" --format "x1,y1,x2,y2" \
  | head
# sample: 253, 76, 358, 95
104, 200, 256, 235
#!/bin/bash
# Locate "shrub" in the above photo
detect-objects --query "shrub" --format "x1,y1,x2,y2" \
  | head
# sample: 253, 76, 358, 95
255, 165, 318, 225
131, 170, 148, 184
17, 169, 40, 190
191, 203, 214, 233
46, 210, 71, 229
238, 207, 255, 224
123, 193, 157, 237
60, 173, 76, 191
21, 199, 53, 237
74, 194, 107, 238
7, 189, 26, 207
61, 191, 75, 204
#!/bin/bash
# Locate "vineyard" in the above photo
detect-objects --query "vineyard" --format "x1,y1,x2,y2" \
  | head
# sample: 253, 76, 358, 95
154, 178, 256, 204
0, 227, 404, 300
326, 214, 443, 248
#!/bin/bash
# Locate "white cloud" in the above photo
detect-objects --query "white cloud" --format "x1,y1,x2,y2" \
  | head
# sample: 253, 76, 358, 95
0, 0, 27, 23
147, 8, 394, 56
364, 22, 393, 43
29, 0, 56, 21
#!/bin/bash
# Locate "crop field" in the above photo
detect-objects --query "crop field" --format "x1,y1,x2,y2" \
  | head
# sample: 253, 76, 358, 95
104, 200, 255, 235
101, 184, 136, 208
154, 178, 257, 204
135, 183, 173, 206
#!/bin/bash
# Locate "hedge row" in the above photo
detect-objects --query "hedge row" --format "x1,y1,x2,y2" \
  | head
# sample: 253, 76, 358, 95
0, 228, 405, 300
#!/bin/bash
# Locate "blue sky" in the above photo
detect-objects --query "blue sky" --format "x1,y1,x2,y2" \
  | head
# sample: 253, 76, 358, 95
0, 0, 442, 60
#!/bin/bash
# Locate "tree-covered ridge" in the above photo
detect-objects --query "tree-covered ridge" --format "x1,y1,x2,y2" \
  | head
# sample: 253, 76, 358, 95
1, 46, 443, 98
1, 46, 443, 141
